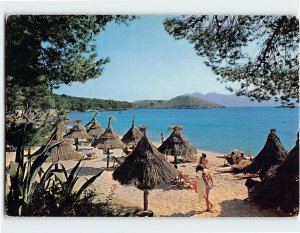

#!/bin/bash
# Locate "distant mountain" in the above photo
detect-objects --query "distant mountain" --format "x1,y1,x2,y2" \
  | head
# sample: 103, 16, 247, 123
132, 95, 224, 109
187, 92, 281, 107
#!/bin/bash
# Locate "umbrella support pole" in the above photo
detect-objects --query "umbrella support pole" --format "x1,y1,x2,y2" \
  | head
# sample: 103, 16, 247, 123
143, 190, 149, 211
75, 138, 79, 151
106, 149, 110, 169
174, 154, 178, 167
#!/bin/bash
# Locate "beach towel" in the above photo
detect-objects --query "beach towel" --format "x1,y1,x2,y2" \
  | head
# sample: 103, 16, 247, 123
196, 177, 206, 203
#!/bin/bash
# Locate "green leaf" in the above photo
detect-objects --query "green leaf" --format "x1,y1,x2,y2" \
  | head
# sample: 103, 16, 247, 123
76, 169, 104, 197
59, 163, 68, 181
66, 159, 82, 188
24, 141, 61, 203
8, 161, 23, 197
68, 164, 84, 193
8, 161, 21, 179
39, 164, 54, 188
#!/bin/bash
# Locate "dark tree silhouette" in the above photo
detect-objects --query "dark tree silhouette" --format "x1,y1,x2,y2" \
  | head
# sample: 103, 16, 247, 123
164, 16, 299, 105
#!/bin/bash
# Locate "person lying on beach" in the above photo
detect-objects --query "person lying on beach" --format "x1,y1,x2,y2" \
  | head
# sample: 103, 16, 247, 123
223, 152, 237, 165
198, 153, 208, 167
195, 164, 214, 212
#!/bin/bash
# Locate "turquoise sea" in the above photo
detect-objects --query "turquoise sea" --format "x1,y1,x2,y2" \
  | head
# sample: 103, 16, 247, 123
67, 107, 299, 156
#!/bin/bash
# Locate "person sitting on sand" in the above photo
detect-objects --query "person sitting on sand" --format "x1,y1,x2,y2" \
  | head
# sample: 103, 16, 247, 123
224, 151, 237, 165
236, 153, 245, 164
196, 164, 214, 212
198, 153, 208, 168
122, 147, 132, 156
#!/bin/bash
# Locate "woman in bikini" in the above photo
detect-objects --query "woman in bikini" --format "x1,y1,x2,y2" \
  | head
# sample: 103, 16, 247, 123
198, 153, 208, 168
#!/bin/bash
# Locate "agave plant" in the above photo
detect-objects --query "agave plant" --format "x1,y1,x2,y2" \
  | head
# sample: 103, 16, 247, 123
55, 159, 104, 198
6, 140, 61, 216
24, 159, 104, 216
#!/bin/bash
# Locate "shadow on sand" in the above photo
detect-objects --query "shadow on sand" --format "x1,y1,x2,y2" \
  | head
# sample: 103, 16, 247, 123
155, 183, 192, 192
160, 210, 206, 217
216, 198, 274, 217
67, 166, 103, 176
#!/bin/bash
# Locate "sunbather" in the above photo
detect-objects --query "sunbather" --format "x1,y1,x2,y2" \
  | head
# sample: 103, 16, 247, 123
224, 152, 237, 166
236, 153, 246, 164
122, 147, 132, 156
173, 171, 193, 188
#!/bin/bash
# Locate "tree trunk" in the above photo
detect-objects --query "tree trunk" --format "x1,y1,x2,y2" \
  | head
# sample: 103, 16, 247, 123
143, 190, 149, 211
15, 123, 28, 165
15, 144, 24, 165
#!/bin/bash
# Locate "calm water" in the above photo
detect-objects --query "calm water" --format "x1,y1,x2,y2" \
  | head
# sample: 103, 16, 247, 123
68, 107, 299, 155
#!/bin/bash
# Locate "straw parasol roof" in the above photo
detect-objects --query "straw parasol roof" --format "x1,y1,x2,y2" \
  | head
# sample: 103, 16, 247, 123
63, 116, 73, 124
91, 116, 125, 149
85, 112, 98, 129
158, 125, 197, 162
32, 128, 82, 162
247, 132, 299, 215
64, 118, 92, 140
113, 127, 178, 210
86, 114, 104, 138
57, 121, 69, 134
121, 117, 143, 146
242, 129, 287, 178
113, 133, 178, 189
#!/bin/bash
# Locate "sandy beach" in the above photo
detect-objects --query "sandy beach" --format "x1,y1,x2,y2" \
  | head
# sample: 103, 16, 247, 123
6, 144, 278, 217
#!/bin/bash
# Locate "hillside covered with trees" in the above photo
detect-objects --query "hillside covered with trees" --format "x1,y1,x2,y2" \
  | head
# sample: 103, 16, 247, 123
132, 95, 224, 109
53, 94, 132, 111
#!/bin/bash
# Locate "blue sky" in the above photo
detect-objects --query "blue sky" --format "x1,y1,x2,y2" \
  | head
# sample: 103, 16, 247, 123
54, 16, 231, 102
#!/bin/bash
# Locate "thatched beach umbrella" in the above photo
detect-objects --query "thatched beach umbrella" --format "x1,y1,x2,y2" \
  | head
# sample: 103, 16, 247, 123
242, 129, 288, 178
87, 113, 104, 139
64, 119, 92, 151
85, 112, 98, 129
247, 133, 299, 215
113, 127, 178, 211
92, 116, 126, 168
32, 128, 82, 162
63, 116, 73, 124
57, 121, 69, 134
121, 117, 143, 147
158, 125, 197, 165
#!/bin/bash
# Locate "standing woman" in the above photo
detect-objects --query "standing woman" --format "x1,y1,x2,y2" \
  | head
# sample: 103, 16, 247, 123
160, 133, 164, 144
198, 153, 208, 167
196, 164, 214, 211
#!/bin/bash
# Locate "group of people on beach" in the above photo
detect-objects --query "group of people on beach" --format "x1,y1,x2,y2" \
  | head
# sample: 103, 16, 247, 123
161, 132, 214, 212
194, 151, 251, 211
224, 151, 247, 165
